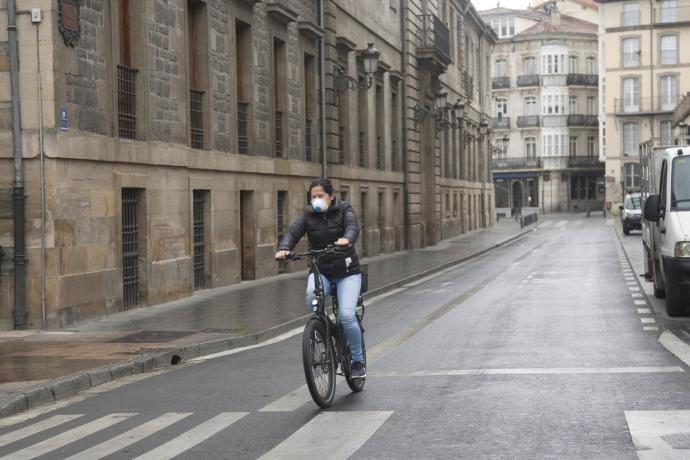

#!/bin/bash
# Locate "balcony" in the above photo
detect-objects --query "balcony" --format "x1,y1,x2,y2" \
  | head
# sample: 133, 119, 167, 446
567, 114, 598, 127
568, 156, 603, 168
517, 115, 540, 128
492, 157, 542, 170
418, 14, 451, 73
492, 76, 510, 89
463, 71, 474, 101
614, 97, 677, 115
541, 74, 567, 87
542, 115, 568, 127
655, 6, 690, 24
567, 74, 598, 86
492, 117, 510, 129
542, 156, 569, 170
517, 74, 540, 87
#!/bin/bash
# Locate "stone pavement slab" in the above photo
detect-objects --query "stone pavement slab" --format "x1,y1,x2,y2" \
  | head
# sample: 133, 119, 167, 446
0, 220, 531, 417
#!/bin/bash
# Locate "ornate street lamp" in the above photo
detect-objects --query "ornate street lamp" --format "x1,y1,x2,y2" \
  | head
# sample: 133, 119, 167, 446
333, 43, 380, 99
491, 134, 510, 156
478, 119, 489, 141
414, 90, 466, 135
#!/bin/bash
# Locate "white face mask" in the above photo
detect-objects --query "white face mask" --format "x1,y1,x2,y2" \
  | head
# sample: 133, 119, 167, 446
311, 197, 330, 213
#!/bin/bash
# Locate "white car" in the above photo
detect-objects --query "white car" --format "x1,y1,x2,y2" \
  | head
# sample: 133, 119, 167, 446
619, 193, 642, 235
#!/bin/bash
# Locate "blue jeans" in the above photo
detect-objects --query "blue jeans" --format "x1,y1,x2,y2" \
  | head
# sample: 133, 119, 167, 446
306, 272, 364, 363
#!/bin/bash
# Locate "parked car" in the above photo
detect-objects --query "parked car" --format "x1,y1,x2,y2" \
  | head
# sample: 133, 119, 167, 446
619, 193, 642, 235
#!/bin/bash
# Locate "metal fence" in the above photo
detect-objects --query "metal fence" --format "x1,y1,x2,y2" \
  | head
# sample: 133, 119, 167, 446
117, 65, 137, 140
190, 89, 204, 149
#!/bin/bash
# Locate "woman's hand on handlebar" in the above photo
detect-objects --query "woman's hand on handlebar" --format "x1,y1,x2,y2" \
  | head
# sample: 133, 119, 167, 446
275, 250, 291, 261
335, 238, 350, 247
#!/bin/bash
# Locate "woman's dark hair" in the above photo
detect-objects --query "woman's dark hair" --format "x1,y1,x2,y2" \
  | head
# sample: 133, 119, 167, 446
309, 178, 334, 195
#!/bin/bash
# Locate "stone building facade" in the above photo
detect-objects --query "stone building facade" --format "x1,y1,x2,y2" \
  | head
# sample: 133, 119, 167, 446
481, 1, 605, 214
598, 0, 690, 211
0, 0, 495, 329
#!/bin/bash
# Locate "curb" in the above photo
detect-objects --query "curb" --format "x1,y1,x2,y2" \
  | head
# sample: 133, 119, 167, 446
0, 227, 534, 419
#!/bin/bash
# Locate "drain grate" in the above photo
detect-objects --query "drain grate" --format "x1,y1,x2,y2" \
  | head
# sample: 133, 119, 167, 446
109, 331, 194, 343
661, 433, 690, 449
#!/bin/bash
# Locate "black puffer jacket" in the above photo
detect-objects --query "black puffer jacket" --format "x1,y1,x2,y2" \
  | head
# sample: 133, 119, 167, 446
279, 199, 361, 278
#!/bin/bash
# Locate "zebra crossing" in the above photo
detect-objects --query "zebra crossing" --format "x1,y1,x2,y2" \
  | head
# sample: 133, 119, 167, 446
0, 410, 392, 459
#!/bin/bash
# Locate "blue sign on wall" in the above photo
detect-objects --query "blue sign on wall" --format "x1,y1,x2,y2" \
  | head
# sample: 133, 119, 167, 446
59, 106, 67, 131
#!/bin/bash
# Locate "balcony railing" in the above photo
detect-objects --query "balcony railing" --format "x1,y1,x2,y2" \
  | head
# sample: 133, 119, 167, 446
492, 76, 510, 89
568, 156, 603, 167
418, 14, 451, 67
655, 6, 690, 24
567, 74, 598, 86
237, 102, 249, 154
620, 10, 640, 27
517, 74, 540, 87
492, 117, 510, 129
492, 157, 542, 170
567, 114, 598, 127
463, 71, 474, 101
614, 96, 677, 114
517, 115, 540, 128
541, 74, 567, 87
274, 110, 284, 158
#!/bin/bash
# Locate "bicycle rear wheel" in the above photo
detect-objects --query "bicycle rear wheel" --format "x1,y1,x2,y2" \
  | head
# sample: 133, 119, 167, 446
302, 318, 336, 408
345, 324, 366, 392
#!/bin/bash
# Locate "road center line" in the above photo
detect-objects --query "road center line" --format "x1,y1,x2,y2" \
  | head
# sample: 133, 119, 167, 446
370, 366, 685, 378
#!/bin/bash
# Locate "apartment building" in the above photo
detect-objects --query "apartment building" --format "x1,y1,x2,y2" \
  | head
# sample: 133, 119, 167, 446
598, 0, 690, 209
481, 1, 604, 214
0, 0, 494, 329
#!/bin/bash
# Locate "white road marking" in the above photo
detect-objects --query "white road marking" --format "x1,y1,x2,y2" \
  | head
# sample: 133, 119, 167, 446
625, 410, 690, 459
631, 293, 643, 298
2, 413, 135, 460
555, 220, 567, 228
629, 286, 640, 292
641, 318, 656, 324
643, 326, 659, 331
637, 308, 651, 315
372, 366, 684, 377
258, 411, 393, 460
64, 412, 192, 460
574, 221, 583, 227
659, 330, 690, 368
538, 221, 554, 229
634, 300, 647, 306
133, 412, 248, 460
258, 385, 312, 412
189, 327, 304, 362
0, 414, 83, 448
0, 372, 164, 428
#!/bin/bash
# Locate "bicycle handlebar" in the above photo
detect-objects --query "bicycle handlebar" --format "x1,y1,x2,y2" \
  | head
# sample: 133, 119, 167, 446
279, 244, 352, 262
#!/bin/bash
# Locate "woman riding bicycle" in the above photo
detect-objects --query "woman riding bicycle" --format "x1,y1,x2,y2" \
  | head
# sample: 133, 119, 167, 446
274, 178, 366, 379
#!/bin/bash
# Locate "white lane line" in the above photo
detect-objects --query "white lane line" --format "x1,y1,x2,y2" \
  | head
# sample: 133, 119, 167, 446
625, 410, 690, 459
189, 328, 304, 362
372, 366, 684, 377
555, 220, 567, 228
643, 326, 659, 331
634, 300, 647, 306
659, 330, 690, 368
258, 386, 312, 412
538, 221, 554, 229
631, 293, 643, 298
2, 414, 135, 460
0, 415, 83, 448
637, 308, 651, 315
258, 411, 393, 460
628, 286, 640, 292
641, 317, 656, 324
133, 413, 248, 460
65, 413, 192, 460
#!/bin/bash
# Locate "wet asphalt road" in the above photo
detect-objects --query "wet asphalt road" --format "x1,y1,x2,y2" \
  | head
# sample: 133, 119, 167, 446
1, 215, 689, 459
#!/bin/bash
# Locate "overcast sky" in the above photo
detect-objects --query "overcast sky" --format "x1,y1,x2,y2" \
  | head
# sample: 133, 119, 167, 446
472, 0, 533, 12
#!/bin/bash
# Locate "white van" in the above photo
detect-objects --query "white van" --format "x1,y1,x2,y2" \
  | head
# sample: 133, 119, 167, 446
643, 147, 690, 316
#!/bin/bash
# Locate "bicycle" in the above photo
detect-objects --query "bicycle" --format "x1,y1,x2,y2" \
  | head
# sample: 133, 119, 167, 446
283, 246, 367, 408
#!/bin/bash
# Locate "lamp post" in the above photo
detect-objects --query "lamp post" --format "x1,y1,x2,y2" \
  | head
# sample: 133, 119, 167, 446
333, 42, 380, 100
414, 89, 466, 135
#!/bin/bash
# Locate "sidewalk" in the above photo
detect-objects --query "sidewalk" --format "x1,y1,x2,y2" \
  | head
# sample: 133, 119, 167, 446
0, 220, 531, 417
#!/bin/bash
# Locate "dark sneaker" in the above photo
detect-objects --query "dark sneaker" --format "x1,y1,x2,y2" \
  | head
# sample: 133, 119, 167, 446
351, 362, 367, 379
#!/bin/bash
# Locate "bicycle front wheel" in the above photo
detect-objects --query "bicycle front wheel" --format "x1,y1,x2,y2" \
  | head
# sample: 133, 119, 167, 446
302, 318, 336, 408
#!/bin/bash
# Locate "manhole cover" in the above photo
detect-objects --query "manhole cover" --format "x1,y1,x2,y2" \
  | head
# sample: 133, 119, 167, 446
109, 331, 194, 343
661, 433, 690, 449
